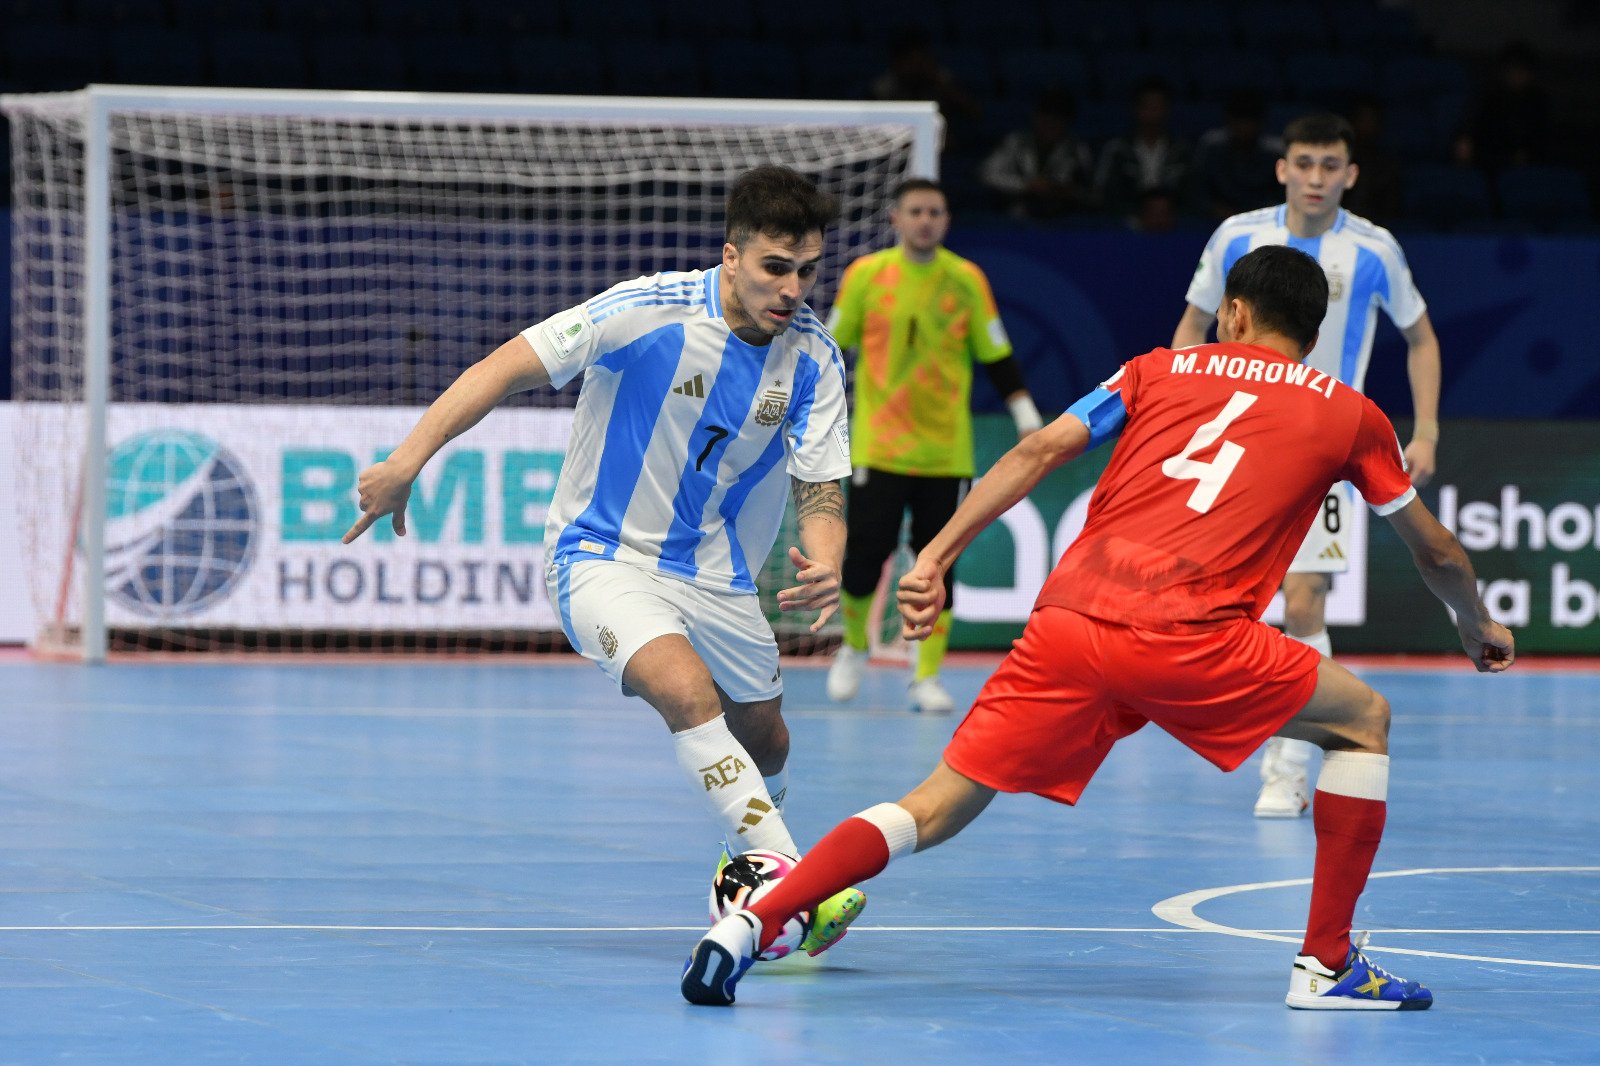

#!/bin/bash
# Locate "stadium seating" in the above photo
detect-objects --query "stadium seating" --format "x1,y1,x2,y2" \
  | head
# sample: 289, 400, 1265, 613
109, 27, 210, 86
1002, 47, 1095, 100
307, 35, 408, 91
1141, 0, 1236, 51
1043, 1, 1142, 51
0, 0, 1590, 234
208, 30, 311, 90
1190, 50, 1285, 102
1283, 50, 1379, 107
1401, 163, 1493, 231
1233, 2, 1332, 51
272, 0, 370, 33
1381, 54, 1471, 104
1496, 165, 1594, 232
168, 0, 273, 32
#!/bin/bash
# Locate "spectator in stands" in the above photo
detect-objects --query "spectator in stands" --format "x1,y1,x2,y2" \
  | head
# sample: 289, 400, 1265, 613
1184, 89, 1282, 222
1094, 77, 1191, 221
978, 88, 1096, 220
1130, 186, 1179, 233
870, 29, 983, 155
1342, 95, 1404, 227
1461, 41, 1553, 173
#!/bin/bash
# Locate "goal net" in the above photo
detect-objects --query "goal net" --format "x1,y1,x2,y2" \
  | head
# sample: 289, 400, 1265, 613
3, 86, 938, 659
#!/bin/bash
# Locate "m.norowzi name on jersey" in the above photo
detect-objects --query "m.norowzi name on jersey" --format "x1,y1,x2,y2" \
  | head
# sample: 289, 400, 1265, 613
1169, 351, 1337, 399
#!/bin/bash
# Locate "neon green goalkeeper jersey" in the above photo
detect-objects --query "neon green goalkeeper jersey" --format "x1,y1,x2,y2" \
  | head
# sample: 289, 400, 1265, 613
826, 246, 1012, 478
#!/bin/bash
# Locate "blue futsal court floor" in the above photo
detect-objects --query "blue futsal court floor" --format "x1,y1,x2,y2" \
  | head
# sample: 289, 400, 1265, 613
2, 654, 1597, 1064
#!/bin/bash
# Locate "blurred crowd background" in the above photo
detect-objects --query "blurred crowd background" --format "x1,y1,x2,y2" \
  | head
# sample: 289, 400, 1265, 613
2, 0, 1598, 234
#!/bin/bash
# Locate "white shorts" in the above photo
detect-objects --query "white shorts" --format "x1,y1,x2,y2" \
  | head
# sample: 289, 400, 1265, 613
545, 558, 782, 704
1288, 484, 1352, 575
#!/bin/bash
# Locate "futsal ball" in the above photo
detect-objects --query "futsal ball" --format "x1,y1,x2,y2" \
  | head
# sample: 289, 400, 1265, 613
708, 849, 814, 961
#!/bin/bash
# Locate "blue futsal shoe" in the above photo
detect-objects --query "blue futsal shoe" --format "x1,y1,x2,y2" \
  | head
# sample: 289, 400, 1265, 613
681, 910, 760, 1006
1285, 933, 1433, 1010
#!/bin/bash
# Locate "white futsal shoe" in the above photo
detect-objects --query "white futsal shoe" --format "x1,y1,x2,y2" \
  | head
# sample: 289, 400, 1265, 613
907, 675, 955, 714
1255, 737, 1311, 818
682, 910, 760, 1006
826, 643, 869, 702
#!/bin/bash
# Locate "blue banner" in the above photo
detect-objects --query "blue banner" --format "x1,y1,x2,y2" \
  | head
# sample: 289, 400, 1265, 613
949, 227, 1600, 420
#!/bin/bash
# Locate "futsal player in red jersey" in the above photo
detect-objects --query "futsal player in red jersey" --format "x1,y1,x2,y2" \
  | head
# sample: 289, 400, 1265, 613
681, 245, 1514, 1010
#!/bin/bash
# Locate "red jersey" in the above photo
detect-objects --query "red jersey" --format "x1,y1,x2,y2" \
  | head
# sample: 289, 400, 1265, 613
1039, 343, 1415, 630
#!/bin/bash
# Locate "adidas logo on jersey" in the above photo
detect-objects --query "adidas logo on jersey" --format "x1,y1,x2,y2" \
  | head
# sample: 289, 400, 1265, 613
1318, 542, 1346, 561
673, 374, 706, 398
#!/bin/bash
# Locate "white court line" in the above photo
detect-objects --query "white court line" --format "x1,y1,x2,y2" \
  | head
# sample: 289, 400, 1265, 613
5, 924, 1599, 935
0, 924, 1185, 934
1152, 866, 1600, 972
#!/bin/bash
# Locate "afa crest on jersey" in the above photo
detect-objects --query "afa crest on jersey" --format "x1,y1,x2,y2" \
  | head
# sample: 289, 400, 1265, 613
754, 386, 789, 427
1325, 268, 1347, 302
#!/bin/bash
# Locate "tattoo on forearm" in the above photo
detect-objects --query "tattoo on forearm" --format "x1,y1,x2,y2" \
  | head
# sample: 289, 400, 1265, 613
792, 479, 845, 524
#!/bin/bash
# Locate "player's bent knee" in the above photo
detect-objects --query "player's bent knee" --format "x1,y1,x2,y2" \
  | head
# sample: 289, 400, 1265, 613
1337, 690, 1391, 754
1365, 690, 1392, 744
726, 708, 789, 772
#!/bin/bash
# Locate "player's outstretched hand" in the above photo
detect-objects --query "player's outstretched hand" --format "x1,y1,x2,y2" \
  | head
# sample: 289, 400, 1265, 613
777, 545, 841, 632
897, 556, 949, 641
342, 459, 413, 543
1458, 616, 1515, 673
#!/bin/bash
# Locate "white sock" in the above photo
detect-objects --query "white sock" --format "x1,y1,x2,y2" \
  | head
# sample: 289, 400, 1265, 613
763, 768, 789, 811
1289, 628, 1333, 657
855, 801, 919, 861
672, 716, 798, 855
1317, 751, 1390, 800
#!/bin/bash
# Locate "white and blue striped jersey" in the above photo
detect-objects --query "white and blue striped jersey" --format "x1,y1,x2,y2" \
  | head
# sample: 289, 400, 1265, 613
1184, 205, 1426, 393
521, 267, 853, 594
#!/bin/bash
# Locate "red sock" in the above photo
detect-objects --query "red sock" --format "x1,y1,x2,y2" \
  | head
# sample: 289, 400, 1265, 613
1302, 789, 1387, 971
748, 816, 891, 953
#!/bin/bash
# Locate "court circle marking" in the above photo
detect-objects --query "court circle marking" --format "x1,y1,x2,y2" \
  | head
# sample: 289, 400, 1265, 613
1152, 865, 1600, 971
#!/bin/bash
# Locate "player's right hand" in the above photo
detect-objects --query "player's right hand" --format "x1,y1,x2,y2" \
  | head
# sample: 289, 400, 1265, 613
1458, 617, 1515, 673
896, 557, 949, 640
342, 460, 413, 543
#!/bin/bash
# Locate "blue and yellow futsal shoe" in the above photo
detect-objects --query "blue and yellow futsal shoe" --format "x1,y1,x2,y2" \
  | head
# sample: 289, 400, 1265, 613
1285, 933, 1434, 1010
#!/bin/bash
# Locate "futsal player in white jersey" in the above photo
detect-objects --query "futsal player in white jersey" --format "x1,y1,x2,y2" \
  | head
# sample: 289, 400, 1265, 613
343, 165, 865, 955
1171, 113, 1444, 818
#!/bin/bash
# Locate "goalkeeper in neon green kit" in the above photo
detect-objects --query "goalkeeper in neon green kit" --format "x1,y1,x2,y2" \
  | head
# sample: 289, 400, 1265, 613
825, 178, 1043, 712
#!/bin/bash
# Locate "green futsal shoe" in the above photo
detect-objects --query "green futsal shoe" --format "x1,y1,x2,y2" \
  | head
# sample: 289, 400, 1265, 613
799, 886, 866, 957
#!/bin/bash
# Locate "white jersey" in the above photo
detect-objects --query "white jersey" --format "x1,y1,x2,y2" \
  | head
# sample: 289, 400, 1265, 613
522, 267, 852, 594
1184, 205, 1426, 393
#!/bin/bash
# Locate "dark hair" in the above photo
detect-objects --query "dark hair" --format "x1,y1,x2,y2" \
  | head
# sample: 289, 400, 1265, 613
891, 177, 945, 204
1222, 246, 1329, 350
726, 165, 838, 247
1281, 112, 1354, 154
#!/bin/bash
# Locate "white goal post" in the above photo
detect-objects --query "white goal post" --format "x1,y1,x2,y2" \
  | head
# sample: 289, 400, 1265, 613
3, 84, 940, 661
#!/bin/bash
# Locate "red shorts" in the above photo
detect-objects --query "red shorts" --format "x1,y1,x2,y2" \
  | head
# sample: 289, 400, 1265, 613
943, 607, 1321, 805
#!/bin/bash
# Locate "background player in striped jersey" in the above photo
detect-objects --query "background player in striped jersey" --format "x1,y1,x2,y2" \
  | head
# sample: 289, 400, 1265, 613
343, 165, 864, 955
682, 246, 1513, 1011
1171, 112, 1445, 819
823, 178, 1044, 714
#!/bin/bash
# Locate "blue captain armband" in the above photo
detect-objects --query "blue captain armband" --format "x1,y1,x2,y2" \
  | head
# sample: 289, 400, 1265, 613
1065, 387, 1128, 450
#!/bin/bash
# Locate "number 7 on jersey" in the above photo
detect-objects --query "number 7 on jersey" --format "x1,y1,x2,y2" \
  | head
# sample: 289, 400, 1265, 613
1160, 391, 1258, 513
